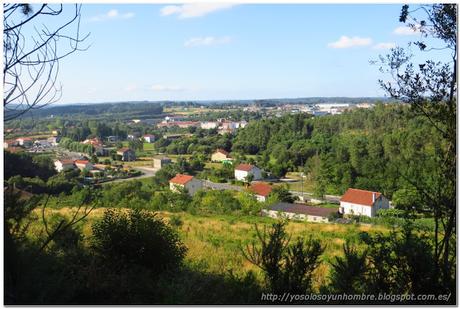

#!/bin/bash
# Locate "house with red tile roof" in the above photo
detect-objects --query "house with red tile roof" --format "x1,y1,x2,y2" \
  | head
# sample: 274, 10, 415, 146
249, 182, 273, 202
169, 174, 203, 196
234, 163, 262, 182
143, 134, 156, 143
74, 160, 93, 171
54, 159, 76, 172
339, 188, 390, 217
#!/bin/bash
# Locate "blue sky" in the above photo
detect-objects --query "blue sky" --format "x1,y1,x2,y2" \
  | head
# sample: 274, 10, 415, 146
33, 3, 451, 103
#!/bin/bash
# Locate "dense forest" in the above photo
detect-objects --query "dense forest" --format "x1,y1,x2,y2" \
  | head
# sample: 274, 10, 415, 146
233, 104, 441, 202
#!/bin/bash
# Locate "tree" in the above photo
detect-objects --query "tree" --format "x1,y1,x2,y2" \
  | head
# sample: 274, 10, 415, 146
270, 185, 297, 203
91, 209, 187, 273
374, 4, 456, 285
4, 4, 89, 120
242, 222, 323, 295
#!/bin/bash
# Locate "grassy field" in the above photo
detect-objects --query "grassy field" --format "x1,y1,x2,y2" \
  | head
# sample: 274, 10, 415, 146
32, 207, 389, 288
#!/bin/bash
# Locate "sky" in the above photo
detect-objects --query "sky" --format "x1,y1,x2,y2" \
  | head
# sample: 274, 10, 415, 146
23, 3, 453, 104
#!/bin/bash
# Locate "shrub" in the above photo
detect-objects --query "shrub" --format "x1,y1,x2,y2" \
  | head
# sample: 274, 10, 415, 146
91, 209, 187, 273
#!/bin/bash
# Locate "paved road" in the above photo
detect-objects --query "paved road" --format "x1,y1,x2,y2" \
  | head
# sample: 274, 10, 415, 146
101, 166, 158, 185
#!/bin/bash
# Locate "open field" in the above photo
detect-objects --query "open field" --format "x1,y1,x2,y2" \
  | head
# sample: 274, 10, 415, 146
32, 207, 390, 288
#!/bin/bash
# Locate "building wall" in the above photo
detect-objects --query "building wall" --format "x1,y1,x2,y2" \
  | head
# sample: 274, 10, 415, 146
54, 162, 75, 172
154, 158, 171, 169
170, 183, 184, 193
261, 209, 329, 223
235, 168, 262, 181
255, 194, 266, 202
235, 170, 248, 181
119, 151, 136, 161
170, 179, 203, 196
211, 152, 228, 162
185, 178, 203, 196
340, 201, 373, 217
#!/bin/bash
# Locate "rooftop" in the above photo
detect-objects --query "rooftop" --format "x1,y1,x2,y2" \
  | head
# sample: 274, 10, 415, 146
340, 188, 382, 207
250, 182, 273, 197
235, 163, 255, 172
169, 174, 194, 185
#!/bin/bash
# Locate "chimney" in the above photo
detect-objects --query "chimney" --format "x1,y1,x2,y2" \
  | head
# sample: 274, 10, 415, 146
372, 192, 376, 204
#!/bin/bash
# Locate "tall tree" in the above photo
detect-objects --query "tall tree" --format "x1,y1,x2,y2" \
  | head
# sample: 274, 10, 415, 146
374, 4, 456, 286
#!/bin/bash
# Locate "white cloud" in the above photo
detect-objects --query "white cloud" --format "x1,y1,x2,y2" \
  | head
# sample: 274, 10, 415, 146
160, 3, 236, 19
89, 9, 135, 22
151, 84, 185, 92
328, 36, 372, 49
393, 25, 421, 36
373, 42, 396, 50
184, 36, 232, 47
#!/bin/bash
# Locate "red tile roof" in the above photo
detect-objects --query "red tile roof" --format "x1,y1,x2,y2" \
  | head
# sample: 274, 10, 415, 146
250, 182, 273, 197
169, 174, 194, 185
235, 163, 255, 172
340, 188, 382, 207
75, 160, 90, 165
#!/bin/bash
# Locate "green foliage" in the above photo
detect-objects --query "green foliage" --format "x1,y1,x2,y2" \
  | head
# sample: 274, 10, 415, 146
91, 209, 187, 272
243, 221, 324, 295
270, 185, 297, 203
4, 151, 56, 181
328, 242, 367, 294
192, 190, 241, 214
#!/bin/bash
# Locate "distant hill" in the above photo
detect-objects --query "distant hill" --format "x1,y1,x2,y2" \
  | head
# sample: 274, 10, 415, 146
6, 97, 392, 120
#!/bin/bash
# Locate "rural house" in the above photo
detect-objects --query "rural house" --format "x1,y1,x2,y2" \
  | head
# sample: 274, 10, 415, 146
116, 148, 136, 161
16, 137, 33, 148
54, 159, 76, 172
153, 157, 172, 169
74, 160, 93, 171
169, 174, 203, 196
234, 163, 262, 182
249, 182, 273, 202
262, 202, 338, 223
211, 149, 232, 162
339, 188, 390, 217
143, 134, 156, 143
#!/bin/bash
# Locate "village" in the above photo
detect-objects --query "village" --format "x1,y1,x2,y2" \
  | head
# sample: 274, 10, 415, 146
5, 125, 392, 225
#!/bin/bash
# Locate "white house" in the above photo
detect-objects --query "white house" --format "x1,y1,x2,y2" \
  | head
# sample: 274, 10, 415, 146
234, 163, 262, 182
143, 134, 155, 143
169, 174, 203, 196
339, 188, 390, 217
54, 159, 76, 172
249, 182, 273, 202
